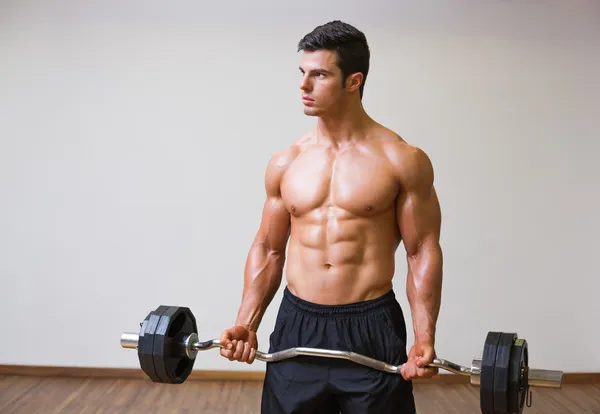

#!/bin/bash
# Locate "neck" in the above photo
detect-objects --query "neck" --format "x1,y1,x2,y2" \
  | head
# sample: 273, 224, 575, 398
316, 98, 373, 147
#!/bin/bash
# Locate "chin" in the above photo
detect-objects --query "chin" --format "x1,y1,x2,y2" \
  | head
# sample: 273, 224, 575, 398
303, 107, 321, 117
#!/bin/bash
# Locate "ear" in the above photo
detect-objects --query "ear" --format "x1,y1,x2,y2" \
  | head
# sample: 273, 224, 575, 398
346, 72, 364, 94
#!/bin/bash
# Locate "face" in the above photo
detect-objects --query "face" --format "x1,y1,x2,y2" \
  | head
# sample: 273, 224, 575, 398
298, 50, 361, 117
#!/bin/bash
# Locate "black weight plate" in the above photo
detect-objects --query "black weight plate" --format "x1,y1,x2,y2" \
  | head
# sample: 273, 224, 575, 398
508, 338, 529, 414
137, 306, 171, 383
137, 310, 159, 382
521, 341, 529, 408
152, 306, 198, 384
494, 333, 517, 413
481, 331, 501, 414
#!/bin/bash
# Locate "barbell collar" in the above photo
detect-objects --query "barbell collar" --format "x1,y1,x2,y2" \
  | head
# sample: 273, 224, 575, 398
469, 358, 563, 389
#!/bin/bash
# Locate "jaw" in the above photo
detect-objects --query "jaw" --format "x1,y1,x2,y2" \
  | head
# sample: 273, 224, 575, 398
303, 107, 320, 116
306, 94, 353, 117
304, 102, 345, 119
303, 99, 338, 117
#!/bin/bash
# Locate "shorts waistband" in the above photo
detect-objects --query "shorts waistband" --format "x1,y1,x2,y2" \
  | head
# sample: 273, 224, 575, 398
282, 286, 397, 317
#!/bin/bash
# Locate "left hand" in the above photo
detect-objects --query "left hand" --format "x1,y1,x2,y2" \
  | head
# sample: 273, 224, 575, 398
400, 341, 439, 381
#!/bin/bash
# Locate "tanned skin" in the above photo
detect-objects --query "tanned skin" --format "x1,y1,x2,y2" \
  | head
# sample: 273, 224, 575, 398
220, 49, 443, 381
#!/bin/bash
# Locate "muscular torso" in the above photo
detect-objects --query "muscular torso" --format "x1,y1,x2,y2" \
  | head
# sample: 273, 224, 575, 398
281, 129, 404, 304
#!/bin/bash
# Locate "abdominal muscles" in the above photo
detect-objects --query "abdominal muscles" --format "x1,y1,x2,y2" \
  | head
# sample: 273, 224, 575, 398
285, 205, 399, 303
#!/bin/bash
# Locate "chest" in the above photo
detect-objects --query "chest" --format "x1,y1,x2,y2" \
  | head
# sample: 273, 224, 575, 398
280, 148, 399, 217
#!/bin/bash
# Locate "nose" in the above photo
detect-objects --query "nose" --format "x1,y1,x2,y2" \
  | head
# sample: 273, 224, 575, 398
299, 75, 311, 92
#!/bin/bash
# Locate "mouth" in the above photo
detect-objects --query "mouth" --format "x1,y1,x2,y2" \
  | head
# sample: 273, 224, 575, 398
302, 96, 315, 104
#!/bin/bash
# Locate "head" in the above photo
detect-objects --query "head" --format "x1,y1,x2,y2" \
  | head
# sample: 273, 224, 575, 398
297, 21, 370, 116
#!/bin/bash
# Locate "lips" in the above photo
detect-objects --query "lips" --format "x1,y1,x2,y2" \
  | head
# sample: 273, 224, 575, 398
302, 96, 314, 103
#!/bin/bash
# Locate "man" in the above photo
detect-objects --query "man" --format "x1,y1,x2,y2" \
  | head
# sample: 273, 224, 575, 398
220, 20, 443, 413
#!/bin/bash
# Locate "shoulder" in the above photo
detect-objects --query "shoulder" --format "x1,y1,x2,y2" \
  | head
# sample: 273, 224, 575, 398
266, 134, 309, 172
264, 133, 310, 195
378, 130, 434, 191
266, 130, 316, 172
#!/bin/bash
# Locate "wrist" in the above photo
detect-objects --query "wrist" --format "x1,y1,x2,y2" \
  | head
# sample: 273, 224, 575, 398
234, 311, 261, 332
234, 321, 256, 332
414, 331, 435, 345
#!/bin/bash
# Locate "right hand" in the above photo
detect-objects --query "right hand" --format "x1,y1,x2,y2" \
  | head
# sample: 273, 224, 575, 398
219, 325, 258, 364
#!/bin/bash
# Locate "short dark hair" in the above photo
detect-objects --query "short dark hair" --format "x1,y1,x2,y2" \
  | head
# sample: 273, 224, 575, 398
297, 20, 370, 99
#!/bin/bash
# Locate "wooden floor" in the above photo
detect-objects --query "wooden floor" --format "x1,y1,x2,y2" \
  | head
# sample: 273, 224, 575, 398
1, 375, 599, 413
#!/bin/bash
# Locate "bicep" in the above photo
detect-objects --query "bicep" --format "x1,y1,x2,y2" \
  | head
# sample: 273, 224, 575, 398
397, 187, 441, 255
396, 180, 441, 257
252, 151, 293, 253
254, 194, 291, 253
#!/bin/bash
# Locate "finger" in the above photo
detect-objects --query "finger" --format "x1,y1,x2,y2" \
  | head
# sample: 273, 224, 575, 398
220, 330, 233, 346
220, 348, 233, 359
227, 340, 238, 361
240, 342, 251, 363
418, 366, 439, 378
416, 356, 429, 368
223, 339, 235, 354
422, 369, 438, 378
223, 343, 233, 360
247, 348, 256, 364
410, 364, 419, 380
400, 364, 410, 381
411, 360, 421, 377
403, 361, 417, 380
233, 340, 245, 360
417, 350, 435, 367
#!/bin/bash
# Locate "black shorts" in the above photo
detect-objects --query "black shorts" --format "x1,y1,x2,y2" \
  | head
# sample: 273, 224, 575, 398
261, 286, 416, 414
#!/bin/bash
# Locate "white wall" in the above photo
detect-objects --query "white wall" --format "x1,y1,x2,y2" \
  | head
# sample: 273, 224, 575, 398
1, 0, 598, 374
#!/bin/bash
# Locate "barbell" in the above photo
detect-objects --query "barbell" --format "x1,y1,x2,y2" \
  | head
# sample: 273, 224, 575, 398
120, 305, 564, 414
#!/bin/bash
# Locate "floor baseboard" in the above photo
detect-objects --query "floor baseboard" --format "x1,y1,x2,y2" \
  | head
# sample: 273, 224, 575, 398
0, 365, 596, 384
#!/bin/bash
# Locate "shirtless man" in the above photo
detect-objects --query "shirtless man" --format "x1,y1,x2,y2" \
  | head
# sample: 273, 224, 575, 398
220, 20, 443, 413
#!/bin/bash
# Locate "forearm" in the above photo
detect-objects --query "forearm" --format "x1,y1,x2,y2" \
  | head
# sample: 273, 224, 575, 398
406, 245, 443, 345
234, 242, 285, 331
